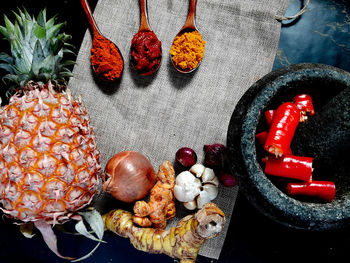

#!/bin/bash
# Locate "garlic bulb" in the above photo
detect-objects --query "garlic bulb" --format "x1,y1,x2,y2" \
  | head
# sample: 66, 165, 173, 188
174, 164, 219, 210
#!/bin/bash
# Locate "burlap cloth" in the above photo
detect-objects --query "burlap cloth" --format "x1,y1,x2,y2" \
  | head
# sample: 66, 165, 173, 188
69, 0, 289, 259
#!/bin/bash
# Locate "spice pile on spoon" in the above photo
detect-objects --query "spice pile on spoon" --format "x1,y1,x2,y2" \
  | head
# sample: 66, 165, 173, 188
81, 0, 124, 82
130, 0, 162, 76
170, 0, 206, 73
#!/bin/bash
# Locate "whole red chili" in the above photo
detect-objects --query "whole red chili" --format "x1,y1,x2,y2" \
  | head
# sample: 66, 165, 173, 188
264, 110, 276, 126
264, 155, 313, 182
287, 181, 335, 202
293, 94, 315, 121
264, 102, 300, 157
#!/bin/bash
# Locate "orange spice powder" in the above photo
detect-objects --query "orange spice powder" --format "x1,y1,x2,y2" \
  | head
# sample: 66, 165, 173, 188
170, 31, 206, 71
91, 34, 124, 81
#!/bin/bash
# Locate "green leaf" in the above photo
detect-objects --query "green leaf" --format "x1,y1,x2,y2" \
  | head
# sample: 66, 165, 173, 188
62, 60, 75, 66
11, 38, 31, 72
14, 21, 23, 40
71, 209, 105, 262
75, 221, 104, 243
33, 23, 46, 40
47, 22, 65, 40
0, 63, 15, 74
4, 15, 14, 33
36, 9, 46, 27
46, 14, 57, 28
2, 73, 19, 85
16, 8, 26, 22
43, 39, 52, 57
38, 54, 55, 74
40, 72, 51, 79
0, 52, 13, 63
31, 40, 45, 75
82, 209, 105, 241
63, 48, 75, 56
58, 69, 73, 78
12, 11, 22, 26
24, 8, 31, 20
0, 25, 10, 39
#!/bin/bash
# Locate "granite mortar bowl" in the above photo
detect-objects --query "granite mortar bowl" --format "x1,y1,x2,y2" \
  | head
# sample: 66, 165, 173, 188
227, 63, 350, 231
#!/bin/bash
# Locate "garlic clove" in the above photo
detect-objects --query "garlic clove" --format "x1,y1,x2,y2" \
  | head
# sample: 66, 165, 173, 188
183, 200, 197, 210
202, 184, 219, 200
190, 164, 205, 177
196, 191, 212, 209
206, 176, 219, 187
174, 171, 201, 202
201, 167, 216, 183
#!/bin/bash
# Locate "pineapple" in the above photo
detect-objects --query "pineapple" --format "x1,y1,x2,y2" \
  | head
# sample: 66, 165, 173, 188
0, 8, 101, 226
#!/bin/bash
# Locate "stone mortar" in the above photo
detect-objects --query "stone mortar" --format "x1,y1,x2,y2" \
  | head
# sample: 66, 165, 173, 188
227, 63, 350, 231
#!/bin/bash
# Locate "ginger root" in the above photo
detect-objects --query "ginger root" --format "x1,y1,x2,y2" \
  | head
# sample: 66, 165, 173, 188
103, 202, 225, 263
132, 160, 175, 229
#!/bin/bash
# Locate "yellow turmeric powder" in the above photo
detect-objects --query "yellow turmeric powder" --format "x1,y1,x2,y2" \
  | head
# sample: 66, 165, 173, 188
170, 31, 206, 71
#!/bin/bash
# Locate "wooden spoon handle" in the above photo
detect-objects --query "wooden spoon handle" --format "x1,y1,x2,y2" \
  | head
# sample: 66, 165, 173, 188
81, 0, 101, 35
183, 0, 198, 29
139, 0, 151, 32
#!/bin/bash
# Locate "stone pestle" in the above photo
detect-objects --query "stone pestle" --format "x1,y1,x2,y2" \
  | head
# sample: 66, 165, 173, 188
292, 86, 350, 185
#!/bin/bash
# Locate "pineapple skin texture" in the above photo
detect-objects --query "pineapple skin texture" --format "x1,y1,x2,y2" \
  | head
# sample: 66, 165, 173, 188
0, 83, 101, 223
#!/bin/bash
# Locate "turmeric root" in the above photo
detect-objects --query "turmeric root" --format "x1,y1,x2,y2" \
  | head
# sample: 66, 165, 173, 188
103, 202, 225, 263
132, 160, 176, 229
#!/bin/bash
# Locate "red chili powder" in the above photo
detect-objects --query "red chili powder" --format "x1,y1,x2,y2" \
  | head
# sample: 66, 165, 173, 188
91, 34, 124, 81
130, 31, 162, 75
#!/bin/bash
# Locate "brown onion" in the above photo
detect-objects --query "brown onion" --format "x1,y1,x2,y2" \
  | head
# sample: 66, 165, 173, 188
103, 151, 156, 203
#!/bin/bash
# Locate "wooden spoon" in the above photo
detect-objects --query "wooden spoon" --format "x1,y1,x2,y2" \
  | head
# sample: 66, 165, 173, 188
171, 0, 203, 74
130, 0, 162, 76
81, 0, 124, 81
139, 0, 152, 32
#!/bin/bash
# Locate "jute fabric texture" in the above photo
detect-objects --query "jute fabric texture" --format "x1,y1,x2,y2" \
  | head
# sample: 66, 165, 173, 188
69, 0, 289, 259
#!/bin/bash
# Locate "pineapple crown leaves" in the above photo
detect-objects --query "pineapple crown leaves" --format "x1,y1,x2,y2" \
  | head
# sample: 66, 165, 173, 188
0, 7, 75, 97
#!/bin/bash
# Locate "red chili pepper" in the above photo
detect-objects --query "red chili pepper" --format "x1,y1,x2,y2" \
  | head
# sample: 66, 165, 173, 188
293, 94, 315, 122
256, 131, 292, 155
264, 110, 276, 126
287, 181, 336, 202
264, 155, 313, 182
264, 102, 300, 157
256, 131, 268, 146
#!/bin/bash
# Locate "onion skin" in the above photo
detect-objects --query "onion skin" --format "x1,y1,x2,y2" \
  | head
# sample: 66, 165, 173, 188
103, 151, 156, 203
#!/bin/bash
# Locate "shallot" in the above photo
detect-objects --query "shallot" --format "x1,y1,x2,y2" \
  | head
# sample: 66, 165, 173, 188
203, 144, 227, 168
175, 147, 197, 167
103, 151, 156, 203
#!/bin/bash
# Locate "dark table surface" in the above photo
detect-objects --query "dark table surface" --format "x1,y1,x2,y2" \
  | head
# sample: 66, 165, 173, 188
1, 0, 350, 262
